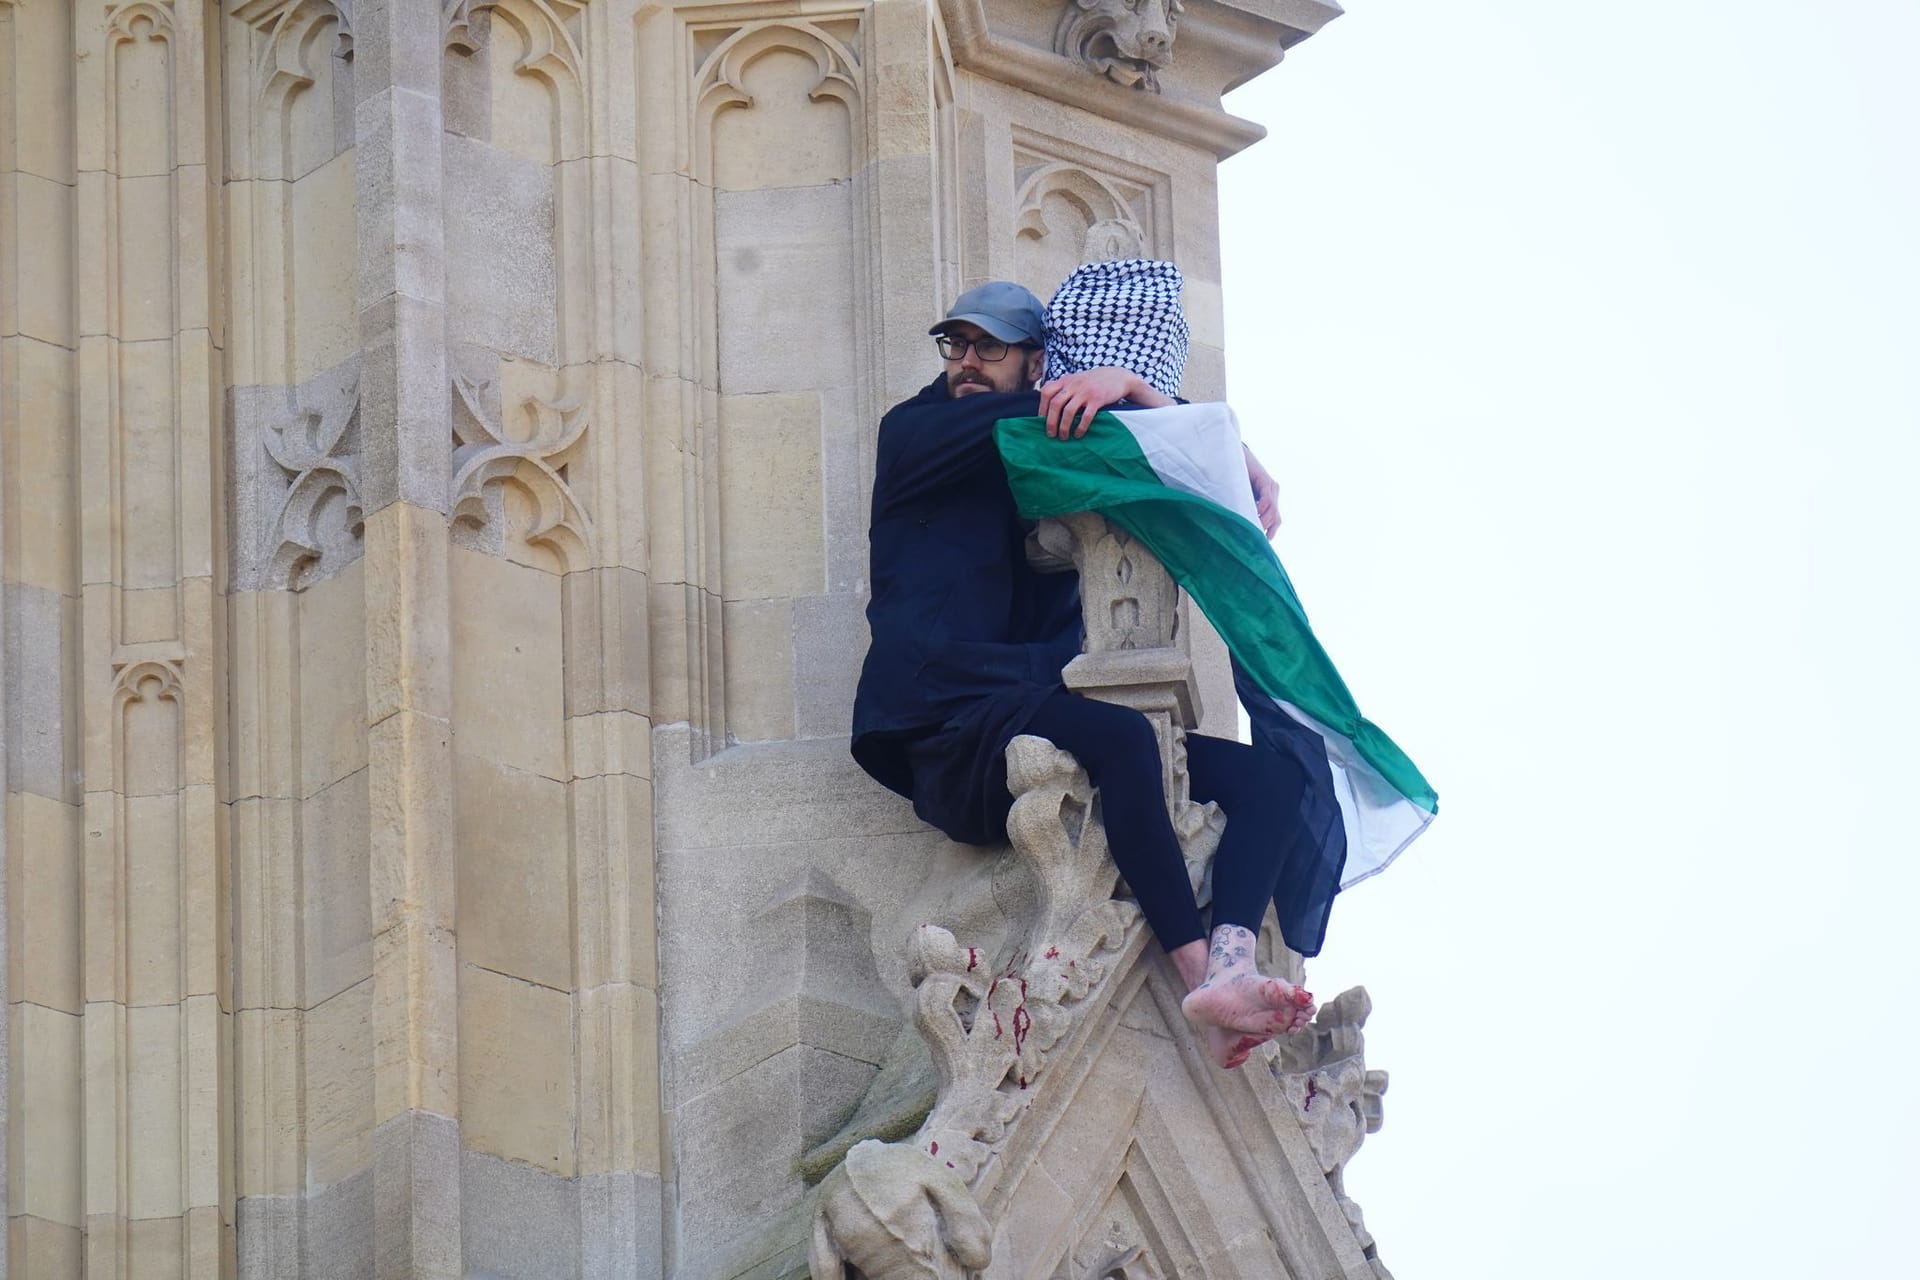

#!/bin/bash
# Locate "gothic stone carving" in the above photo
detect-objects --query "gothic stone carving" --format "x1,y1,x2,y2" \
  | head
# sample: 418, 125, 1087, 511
263, 360, 364, 589
1055, 0, 1184, 93
812, 736, 1152, 1279
813, 570, 1229, 1277
449, 360, 593, 570
1270, 986, 1395, 1279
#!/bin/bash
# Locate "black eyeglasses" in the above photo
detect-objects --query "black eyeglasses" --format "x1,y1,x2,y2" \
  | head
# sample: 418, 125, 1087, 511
935, 334, 1031, 363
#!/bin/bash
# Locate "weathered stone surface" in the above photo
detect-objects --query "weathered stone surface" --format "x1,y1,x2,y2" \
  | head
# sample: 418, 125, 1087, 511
1, 2, 1369, 1275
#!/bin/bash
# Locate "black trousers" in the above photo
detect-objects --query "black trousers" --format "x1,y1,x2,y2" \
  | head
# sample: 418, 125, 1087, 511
1022, 691, 1308, 953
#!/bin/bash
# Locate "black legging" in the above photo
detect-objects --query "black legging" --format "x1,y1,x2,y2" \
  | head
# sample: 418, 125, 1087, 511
1022, 691, 1308, 953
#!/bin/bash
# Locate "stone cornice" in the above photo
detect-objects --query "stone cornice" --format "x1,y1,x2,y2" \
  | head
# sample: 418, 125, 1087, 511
937, 0, 1343, 158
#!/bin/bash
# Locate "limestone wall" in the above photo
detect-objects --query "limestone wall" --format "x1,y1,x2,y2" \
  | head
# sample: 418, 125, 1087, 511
0, 1, 1341, 1276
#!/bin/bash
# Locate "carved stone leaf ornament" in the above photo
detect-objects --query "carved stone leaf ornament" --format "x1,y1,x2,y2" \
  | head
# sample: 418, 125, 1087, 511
449, 371, 594, 569
1269, 986, 1396, 1278
1055, 0, 1185, 93
236, 0, 354, 110
811, 739, 1152, 1279
264, 372, 364, 589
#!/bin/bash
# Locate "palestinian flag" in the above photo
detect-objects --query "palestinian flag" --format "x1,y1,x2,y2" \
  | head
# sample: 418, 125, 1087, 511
994, 402, 1436, 888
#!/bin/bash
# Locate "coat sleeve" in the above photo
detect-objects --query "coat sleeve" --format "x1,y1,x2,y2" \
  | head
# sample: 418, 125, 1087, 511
873, 388, 1041, 514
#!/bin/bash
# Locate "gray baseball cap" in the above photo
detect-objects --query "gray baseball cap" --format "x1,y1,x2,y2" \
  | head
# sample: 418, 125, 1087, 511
929, 281, 1047, 346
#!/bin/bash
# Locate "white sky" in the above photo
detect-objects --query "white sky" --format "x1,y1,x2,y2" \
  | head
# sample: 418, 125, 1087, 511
1217, 3, 1920, 1274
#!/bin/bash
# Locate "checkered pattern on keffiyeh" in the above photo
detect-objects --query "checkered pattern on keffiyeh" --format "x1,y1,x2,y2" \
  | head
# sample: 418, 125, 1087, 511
1042, 258, 1190, 398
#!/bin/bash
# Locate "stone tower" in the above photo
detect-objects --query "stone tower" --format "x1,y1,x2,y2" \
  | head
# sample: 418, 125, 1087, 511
0, 1, 1388, 1276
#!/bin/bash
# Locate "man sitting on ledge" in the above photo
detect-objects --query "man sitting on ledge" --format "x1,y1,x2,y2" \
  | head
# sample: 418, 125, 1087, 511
850, 275, 1337, 1070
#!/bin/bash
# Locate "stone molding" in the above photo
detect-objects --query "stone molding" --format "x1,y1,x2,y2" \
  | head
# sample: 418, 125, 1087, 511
937, 0, 1344, 158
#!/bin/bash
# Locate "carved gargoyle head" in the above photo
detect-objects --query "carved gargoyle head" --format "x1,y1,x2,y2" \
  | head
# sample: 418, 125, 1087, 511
1055, 0, 1186, 93
810, 1140, 993, 1280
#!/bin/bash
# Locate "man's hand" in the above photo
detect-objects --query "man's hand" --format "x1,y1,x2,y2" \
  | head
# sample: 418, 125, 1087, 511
1245, 445, 1281, 537
1037, 367, 1175, 438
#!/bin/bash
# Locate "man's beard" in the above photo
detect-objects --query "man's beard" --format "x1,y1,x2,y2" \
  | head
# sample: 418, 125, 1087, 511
947, 369, 997, 395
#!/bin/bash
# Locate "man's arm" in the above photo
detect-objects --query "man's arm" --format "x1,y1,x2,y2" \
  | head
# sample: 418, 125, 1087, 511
1039, 369, 1284, 539
1244, 444, 1281, 537
1036, 367, 1174, 438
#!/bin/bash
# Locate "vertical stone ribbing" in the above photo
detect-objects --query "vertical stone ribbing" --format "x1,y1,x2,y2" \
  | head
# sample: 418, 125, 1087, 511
61, 0, 234, 1274
3, 0, 85, 1272
353, 2, 459, 1277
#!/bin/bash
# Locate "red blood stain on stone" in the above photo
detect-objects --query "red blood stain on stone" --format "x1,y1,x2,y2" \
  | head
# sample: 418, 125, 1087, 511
929, 1141, 939, 1155
1011, 1004, 1031, 1054
966, 948, 979, 972
1304, 1079, 1318, 1112
946, 1161, 955, 1168
1044, 946, 1060, 959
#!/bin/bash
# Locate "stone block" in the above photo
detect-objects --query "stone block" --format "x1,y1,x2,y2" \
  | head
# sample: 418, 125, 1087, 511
297, 559, 368, 797
714, 185, 857, 396
372, 1109, 462, 1280
988, 1159, 1073, 1272
653, 732, 931, 852
709, 53, 854, 191
7, 0, 76, 182
453, 753, 570, 991
721, 597, 795, 745
458, 965, 574, 1175
1182, 340, 1227, 405
449, 546, 565, 780
125, 1002, 184, 1219
560, 565, 650, 720
442, 134, 556, 364
370, 920, 459, 1123
573, 980, 661, 1176
305, 1167, 375, 1280
362, 500, 452, 724
642, 580, 695, 729
117, 341, 183, 589
817, 381, 867, 594
12, 1001, 82, 1226
119, 585, 175, 646
231, 796, 297, 1010
441, 18, 492, 143
73, 176, 110, 342
8, 1215, 83, 1275
236, 1193, 301, 1280
10, 172, 74, 347
306, 980, 375, 1189
354, 297, 452, 515
10, 792, 82, 1012
717, 391, 826, 601
792, 591, 868, 741
234, 1007, 302, 1199
669, 1048, 819, 1254
578, 1170, 664, 1278
366, 705, 455, 933
124, 791, 184, 1007
459, 1147, 579, 1278
3, 336, 77, 592
116, 176, 173, 343
291, 151, 361, 382
352, 0, 442, 104
3, 584, 74, 799
355, 87, 445, 311
568, 773, 656, 993
303, 769, 373, 1007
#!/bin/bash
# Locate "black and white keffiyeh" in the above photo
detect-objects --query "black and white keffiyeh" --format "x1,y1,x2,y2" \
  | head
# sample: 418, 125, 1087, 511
1043, 258, 1190, 398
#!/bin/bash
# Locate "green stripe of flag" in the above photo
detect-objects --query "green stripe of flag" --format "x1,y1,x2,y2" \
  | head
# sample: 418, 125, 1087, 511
994, 411, 1436, 814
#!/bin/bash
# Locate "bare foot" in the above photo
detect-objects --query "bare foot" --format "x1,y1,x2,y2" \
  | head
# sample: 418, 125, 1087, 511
1180, 925, 1316, 1060
1203, 1025, 1270, 1071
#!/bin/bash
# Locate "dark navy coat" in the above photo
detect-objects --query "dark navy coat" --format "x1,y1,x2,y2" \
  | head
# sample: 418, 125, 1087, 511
850, 375, 1083, 843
